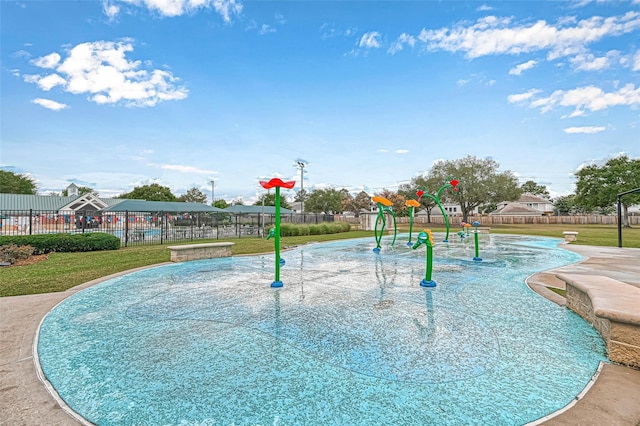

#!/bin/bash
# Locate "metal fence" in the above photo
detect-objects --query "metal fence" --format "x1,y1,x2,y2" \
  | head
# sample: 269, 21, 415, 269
0, 209, 335, 247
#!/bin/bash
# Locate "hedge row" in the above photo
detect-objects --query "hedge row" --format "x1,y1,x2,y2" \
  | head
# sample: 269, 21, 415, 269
0, 233, 121, 254
276, 222, 351, 237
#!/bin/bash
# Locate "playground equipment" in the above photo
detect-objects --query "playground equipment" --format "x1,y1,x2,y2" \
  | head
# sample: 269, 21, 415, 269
405, 199, 421, 247
411, 229, 436, 287
417, 180, 459, 242
372, 196, 397, 253
259, 178, 296, 287
472, 221, 482, 262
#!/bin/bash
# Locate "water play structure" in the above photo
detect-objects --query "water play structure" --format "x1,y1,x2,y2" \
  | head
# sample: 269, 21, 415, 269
372, 195, 397, 253
411, 229, 437, 287
417, 180, 459, 242
472, 220, 482, 261
259, 178, 296, 287
405, 199, 421, 247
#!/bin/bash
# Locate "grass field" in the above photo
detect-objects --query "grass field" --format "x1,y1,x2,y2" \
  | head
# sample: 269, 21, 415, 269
1, 224, 638, 297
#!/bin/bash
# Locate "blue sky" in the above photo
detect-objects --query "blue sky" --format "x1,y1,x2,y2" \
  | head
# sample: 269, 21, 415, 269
1, 0, 639, 204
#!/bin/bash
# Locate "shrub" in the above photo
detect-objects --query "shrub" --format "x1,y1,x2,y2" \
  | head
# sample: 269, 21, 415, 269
263, 223, 350, 238
0, 232, 121, 254
0, 244, 35, 264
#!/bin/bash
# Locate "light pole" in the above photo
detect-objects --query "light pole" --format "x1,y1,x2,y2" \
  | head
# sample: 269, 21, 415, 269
296, 161, 305, 216
210, 180, 215, 206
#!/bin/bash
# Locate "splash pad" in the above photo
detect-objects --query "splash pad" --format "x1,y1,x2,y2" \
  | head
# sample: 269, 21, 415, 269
37, 234, 605, 425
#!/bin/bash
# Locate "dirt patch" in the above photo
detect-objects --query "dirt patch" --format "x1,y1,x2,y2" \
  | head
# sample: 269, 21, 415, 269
6, 254, 49, 267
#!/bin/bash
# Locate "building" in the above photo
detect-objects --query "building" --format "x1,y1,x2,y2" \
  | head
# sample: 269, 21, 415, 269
491, 193, 554, 216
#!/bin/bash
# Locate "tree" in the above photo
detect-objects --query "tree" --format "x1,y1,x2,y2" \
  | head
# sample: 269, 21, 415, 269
553, 195, 576, 216
0, 170, 37, 194
213, 199, 228, 209
520, 180, 550, 198
253, 192, 291, 209
62, 186, 94, 196
398, 176, 442, 222
353, 191, 372, 216
340, 190, 373, 216
177, 187, 208, 203
304, 188, 344, 214
293, 189, 308, 203
428, 155, 521, 222
118, 183, 177, 201
374, 188, 406, 216
574, 154, 640, 227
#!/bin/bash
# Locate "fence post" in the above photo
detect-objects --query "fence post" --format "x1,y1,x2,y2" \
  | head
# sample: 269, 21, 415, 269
29, 209, 33, 235
124, 211, 129, 247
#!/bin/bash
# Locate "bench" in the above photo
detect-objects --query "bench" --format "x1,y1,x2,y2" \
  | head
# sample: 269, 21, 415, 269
167, 242, 234, 262
562, 231, 578, 242
556, 273, 640, 368
477, 227, 491, 234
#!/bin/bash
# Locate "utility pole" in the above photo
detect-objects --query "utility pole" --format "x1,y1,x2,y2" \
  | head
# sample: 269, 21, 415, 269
210, 180, 215, 206
296, 161, 305, 216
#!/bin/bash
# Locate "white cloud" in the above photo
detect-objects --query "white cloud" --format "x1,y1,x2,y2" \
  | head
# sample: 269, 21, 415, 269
148, 163, 217, 174
359, 31, 382, 49
564, 126, 606, 133
509, 60, 537, 75
395, 149, 409, 154
32, 98, 69, 110
377, 149, 389, 153
633, 49, 640, 71
416, 12, 640, 60
457, 79, 470, 86
104, 0, 242, 21
102, 1, 120, 19
259, 24, 276, 35
388, 33, 416, 54
477, 4, 493, 11
31, 52, 61, 68
12, 49, 31, 59
507, 89, 541, 103
570, 50, 618, 71
34, 73, 66, 91
517, 84, 640, 116
25, 40, 188, 107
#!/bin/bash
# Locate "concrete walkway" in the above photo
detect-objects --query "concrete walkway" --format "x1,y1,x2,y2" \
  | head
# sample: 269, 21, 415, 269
1, 246, 639, 425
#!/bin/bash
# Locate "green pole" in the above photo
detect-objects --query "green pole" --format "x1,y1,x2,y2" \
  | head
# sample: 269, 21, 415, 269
407, 206, 415, 246
425, 243, 433, 282
274, 186, 282, 284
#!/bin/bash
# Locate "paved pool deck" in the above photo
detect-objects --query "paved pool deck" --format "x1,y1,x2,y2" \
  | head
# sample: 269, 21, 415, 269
1, 244, 639, 425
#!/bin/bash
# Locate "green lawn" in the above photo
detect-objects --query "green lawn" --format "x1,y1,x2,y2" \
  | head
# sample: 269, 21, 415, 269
1, 225, 638, 297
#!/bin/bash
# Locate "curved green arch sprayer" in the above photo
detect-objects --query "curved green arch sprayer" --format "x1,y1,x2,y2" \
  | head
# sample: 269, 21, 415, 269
372, 196, 397, 253
259, 178, 296, 287
418, 180, 459, 242
411, 229, 436, 287
405, 198, 421, 247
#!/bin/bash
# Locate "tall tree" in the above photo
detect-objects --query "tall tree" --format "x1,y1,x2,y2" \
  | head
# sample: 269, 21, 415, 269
553, 195, 576, 216
0, 170, 37, 194
428, 155, 521, 222
398, 175, 442, 222
374, 189, 406, 216
520, 180, 550, 198
293, 189, 308, 203
304, 188, 344, 214
118, 183, 177, 201
253, 192, 291, 209
574, 154, 640, 227
353, 191, 372, 216
177, 187, 208, 203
